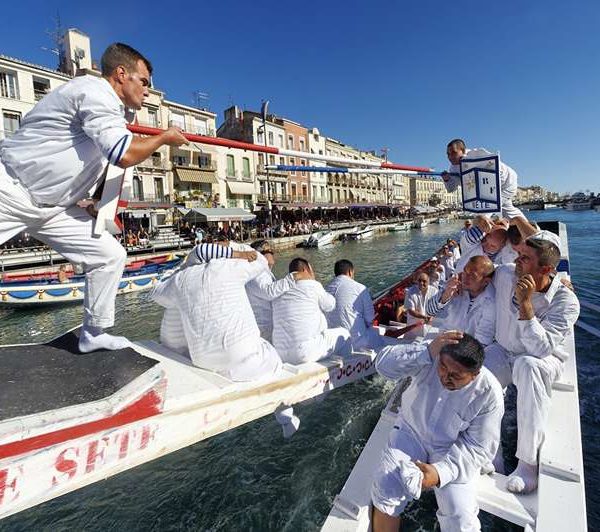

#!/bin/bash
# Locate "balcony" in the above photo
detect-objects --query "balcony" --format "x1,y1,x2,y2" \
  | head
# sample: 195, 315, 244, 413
128, 193, 172, 208
256, 165, 288, 180
257, 193, 290, 203
137, 158, 169, 171
290, 195, 310, 203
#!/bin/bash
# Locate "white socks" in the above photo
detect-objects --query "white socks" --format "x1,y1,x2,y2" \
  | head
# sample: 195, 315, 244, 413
79, 326, 132, 353
507, 459, 538, 494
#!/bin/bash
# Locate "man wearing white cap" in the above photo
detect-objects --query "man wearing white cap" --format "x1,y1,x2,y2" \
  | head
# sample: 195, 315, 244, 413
484, 229, 580, 494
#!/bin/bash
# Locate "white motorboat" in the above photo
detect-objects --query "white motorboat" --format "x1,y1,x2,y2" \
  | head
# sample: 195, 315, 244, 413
305, 230, 336, 247
389, 222, 411, 232
322, 221, 589, 532
412, 216, 428, 229
565, 192, 592, 211
346, 225, 374, 240
435, 216, 449, 224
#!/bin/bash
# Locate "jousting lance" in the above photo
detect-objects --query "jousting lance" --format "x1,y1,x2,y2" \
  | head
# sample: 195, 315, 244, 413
126, 124, 433, 173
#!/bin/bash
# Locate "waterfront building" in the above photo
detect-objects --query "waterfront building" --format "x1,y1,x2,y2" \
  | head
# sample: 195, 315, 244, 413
306, 127, 328, 204
409, 175, 462, 209
217, 106, 290, 207
273, 117, 310, 203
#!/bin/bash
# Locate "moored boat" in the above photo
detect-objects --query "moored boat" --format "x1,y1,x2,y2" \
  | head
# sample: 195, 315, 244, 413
305, 230, 336, 247
412, 216, 428, 229
346, 225, 374, 240
0, 255, 181, 307
565, 192, 592, 211
389, 222, 411, 232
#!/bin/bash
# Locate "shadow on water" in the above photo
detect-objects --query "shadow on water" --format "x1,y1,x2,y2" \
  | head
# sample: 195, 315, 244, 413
2, 212, 599, 531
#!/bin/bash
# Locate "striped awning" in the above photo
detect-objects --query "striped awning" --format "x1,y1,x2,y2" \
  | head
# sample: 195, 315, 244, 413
175, 168, 217, 184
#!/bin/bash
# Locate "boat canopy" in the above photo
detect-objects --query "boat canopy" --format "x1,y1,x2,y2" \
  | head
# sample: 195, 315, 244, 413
183, 207, 256, 223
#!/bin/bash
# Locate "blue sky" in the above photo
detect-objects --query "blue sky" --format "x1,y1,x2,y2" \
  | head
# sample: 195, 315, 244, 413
2, 0, 599, 193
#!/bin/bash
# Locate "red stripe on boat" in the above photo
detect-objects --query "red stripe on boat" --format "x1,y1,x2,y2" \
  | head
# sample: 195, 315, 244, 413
0, 383, 165, 461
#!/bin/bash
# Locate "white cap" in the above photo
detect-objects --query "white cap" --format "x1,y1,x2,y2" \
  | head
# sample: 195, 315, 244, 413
527, 230, 561, 252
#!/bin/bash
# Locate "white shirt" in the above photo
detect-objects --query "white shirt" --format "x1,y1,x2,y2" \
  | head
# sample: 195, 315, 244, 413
325, 275, 375, 343
376, 342, 504, 487
493, 264, 580, 361
1, 76, 133, 207
427, 283, 496, 346
455, 226, 513, 273
272, 279, 335, 359
152, 258, 277, 380
246, 269, 296, 340
405, 285, 438, 325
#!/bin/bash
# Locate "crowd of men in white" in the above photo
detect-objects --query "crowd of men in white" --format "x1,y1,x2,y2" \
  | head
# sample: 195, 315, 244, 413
153, 212, 580, 532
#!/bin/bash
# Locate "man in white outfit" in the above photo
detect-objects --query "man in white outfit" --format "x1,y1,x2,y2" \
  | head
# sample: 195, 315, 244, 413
484, 230, 580, 493
0, 43, 188, 352
371, 331, 504, 531
152, 255, 282, 382
272, 258, 351, 364
442, 138, 523, 219
405, 272, 437, 326
325, 259, 381, 350
426, 255, 497, 347
455, 215, 514, 273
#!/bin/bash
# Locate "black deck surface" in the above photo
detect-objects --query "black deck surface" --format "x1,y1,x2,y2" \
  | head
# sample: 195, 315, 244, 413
0, 330, 158, 422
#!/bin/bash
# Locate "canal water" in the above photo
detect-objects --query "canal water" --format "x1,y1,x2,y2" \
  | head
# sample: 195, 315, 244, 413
2, 210, 599, 531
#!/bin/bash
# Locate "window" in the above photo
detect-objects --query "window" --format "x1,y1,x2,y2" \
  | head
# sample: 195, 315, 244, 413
194, 117, 208, 135
199, 154, 211, 169
2, 111, 21, 137
291, 184, 297, 198
299, 139, 305, 151
173, 155, 187, 166
169, 111, 185, 130
287, 135, 294, 149
226, 154, 235, 177
154, 178, 164, 200
302, 185, 308, 199
321, 186, 325, 199
278, 134, 284, 148
151, 151, 162, 167
147, 108, 159, 128
279, 156, 285, 165
0, 70, 18, 99
268, 131, 273, 145
257, 129, 264, 144
300, 159, 306, 176
133, 177, 143, 200
242, 157, 251, 178
32, 77, 50, 101
269, 154, 275, 165
312, 185, 317, 200
289, 157, 295, 166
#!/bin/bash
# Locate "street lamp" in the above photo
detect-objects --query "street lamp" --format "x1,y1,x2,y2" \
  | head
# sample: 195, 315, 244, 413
261, 100, 273, 238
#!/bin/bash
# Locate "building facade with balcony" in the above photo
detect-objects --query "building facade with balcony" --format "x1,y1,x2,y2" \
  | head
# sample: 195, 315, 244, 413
307, 127, 328, 204
212, 145, 257, 210
217, 106, 290, 205
275, 117, 309, 203
163, 100, 220, 209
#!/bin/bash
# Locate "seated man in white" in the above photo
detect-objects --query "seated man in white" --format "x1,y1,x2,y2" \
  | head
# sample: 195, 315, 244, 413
405, 272, 437, 326
152, 253, 282, 382
245, 239, 299, 342
426, 255, 496, 347
455, 215, 514, 273
485, 230, 580, 494
371, 331, 504, 532
159, 241, 257, 356
272, 257, 351, 364
325, 259, 382, 350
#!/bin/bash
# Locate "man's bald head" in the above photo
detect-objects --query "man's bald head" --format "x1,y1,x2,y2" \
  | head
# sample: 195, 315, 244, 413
482, 229, 507, 255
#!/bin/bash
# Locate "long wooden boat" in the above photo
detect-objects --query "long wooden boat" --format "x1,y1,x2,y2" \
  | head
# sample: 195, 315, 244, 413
0, 241, 432, 520
0, 256, 181, 307
321, 221, 588, 532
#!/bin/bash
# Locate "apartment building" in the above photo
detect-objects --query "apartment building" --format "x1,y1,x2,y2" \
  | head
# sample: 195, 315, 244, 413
409, 175, 462, 208
307, 127, 328, 204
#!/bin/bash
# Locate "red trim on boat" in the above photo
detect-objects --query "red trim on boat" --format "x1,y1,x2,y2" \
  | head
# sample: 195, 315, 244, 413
0, 384, 165, 461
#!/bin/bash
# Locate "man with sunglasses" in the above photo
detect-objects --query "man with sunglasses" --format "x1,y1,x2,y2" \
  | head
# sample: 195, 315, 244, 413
0, 43, 188, 353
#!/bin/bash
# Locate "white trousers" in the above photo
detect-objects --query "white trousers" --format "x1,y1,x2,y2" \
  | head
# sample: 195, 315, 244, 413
484, 343, 563, 464
0, 163, 126, 328
371, 424, 480, 531
286, 327, 351, 364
